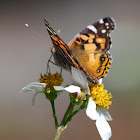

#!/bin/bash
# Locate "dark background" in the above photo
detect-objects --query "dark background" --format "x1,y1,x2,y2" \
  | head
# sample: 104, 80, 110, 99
1, 0, 140, 139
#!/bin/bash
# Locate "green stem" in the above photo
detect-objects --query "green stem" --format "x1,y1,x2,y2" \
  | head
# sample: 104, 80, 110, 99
50, 100, 58, 129
55, 125, 67, 140
55, 127, 62, 140
63, 105, 85, 126
60, 102, 75, 126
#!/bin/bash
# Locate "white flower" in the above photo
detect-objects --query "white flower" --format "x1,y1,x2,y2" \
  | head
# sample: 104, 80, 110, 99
21, 82, 46, 105
86, 78, 112, 140
86, 97, 112, 140
54, 67, 112, 140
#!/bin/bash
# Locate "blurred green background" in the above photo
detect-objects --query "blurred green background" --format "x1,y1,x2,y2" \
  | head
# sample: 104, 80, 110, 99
1, 0, 140, 139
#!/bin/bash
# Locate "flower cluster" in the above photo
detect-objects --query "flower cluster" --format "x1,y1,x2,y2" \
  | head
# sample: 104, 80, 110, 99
21, 67, 112, 140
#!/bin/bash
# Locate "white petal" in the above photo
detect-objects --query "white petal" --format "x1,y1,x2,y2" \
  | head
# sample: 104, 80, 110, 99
98, 78, 103, 85
21, 82, 46, 93
97, 107, 112, 121
87, 86, 90, 95
53, 86, 63, 96
71, 67, 88, 89
64, 85, 81, 93
54, 86, 64, 91
86, 97, 97, 120
96, 113, 112, 140
54, 85, 81, 94
32, 92, 39, 106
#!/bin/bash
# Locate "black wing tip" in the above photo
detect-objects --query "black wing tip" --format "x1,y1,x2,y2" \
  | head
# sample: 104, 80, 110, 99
103, 17, 115, 22
44, 19, 49, 26
103, 17, 116, 30
44, 19, 57, 36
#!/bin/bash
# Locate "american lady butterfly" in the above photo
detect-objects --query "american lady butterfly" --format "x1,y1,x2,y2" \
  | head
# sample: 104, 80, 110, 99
44, 17, 115, 83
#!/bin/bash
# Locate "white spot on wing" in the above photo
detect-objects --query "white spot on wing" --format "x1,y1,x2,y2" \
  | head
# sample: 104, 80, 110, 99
99, 19, 104, 24
87, 25, 97, 33
106, 26, 109, 29
101, 29, 106, 33
105, 23, 109, 26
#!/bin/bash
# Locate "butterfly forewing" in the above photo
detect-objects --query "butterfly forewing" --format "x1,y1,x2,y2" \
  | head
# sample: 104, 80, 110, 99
68, 17, 115, 82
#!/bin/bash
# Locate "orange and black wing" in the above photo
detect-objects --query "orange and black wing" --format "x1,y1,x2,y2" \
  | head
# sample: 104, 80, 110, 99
68, 17, 115, 82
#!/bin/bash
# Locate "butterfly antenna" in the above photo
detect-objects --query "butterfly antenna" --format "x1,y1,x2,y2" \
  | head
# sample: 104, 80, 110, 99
44, 19, 58, 36
25, 23, 46, 39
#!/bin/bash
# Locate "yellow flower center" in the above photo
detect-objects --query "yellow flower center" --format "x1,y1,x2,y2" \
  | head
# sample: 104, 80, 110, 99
89, 83, 112, 109
39, 72, 63, 90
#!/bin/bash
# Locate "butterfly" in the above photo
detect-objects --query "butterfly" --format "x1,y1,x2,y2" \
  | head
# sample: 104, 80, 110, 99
44, 17, 115, 83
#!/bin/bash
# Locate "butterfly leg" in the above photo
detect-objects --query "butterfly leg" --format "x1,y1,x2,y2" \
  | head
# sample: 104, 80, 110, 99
46, 54, 57, 74
46, 54, 63, 74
